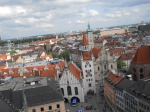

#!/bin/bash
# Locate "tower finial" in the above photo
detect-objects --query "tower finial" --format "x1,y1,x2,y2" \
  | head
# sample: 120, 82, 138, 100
88, 22, 90, 29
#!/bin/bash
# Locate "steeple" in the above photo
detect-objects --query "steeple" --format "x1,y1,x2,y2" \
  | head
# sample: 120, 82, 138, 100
88, 22, 90, 29
87, 23, 92, 32
82, 33, 88, 46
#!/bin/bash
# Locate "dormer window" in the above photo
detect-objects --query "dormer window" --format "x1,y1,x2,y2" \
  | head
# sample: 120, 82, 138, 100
9, 70, 14, 74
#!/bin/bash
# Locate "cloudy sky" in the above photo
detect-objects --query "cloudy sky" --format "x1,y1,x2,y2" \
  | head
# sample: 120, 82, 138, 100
0, 0, 150, 39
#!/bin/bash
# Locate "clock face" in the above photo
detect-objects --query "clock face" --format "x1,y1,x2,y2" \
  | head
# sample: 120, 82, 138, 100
86, 61, 89, 65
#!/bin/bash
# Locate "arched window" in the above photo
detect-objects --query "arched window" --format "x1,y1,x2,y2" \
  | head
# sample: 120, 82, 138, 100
104, 65, 106, 70
75, 87, 78, 95
98, 66, 100, 71
61, 88, 64, 96
140, 74, 144, 79
67, 86, 72, 95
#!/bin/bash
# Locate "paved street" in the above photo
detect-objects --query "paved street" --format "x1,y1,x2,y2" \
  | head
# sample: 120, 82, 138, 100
65, 81, 113, 112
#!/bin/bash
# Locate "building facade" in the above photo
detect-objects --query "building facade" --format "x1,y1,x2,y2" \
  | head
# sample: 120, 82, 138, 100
131, 45, 150, 81
59, 62, 84, 102
104, 71, 122, 110
115, 78, 135, 112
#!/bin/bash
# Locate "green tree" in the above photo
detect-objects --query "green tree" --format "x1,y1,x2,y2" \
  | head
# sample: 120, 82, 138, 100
51, 52, 58, 58
59, 50, 70, 62
117, 60, 126, 69
9, 50, 16, 54
44, 44, 46, 50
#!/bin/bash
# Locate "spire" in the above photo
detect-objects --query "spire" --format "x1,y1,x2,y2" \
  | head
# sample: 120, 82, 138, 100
88, 22, 90, 29
82, 33, 88, 46
87, 22, 92, 32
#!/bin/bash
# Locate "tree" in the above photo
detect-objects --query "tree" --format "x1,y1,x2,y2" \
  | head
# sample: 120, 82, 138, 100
44, 44, 46, 50
117, 60, 126, 69
51, 52, 58, 58
59, 50, 70, 62
9, 50, 16, 54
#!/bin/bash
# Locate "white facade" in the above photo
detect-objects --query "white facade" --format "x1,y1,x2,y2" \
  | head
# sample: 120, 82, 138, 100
59, 63, 84, 102
95, 49, 117, 81
81, 58, 96, 95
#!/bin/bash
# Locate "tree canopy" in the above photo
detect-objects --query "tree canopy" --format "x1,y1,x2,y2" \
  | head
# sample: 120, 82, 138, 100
117, 60, 126, 69
59, 50, 70, 62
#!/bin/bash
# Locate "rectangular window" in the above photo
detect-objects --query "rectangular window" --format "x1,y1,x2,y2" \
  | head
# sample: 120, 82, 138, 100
89, 83, 92, 87
32, 109, 36, 112
40, 107, 44, 112
89, 64, 91, 67
85, 65, 86, 68
111, 65, 113, 69
104, 65, 106, 70
57, 104, 60, 108
49, 106, 52, 110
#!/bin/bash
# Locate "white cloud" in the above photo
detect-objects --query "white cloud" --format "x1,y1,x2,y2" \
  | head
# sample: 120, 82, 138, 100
27, 17, 39, 23
133, 9, 139, 12
15, 19, 23, 24
0, 0, 149, 39
106, 13, 115, 18
67, 21, 71, 24
0, 6, 27, 17
75, 20, 85, 24
89, 10, 99, 16
45, 14, 52, 20
35, 23, 54, 28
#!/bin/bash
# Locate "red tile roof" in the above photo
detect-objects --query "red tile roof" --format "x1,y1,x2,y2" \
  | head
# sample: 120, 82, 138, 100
82, 33, 88, 46
82, 52, 92, 60
131, 46, 150, 64
40, 69, 57, 79
0, 66, 6, 69
94, 36, 105, 43
107, 71, 122, 83
119, 54, 132, 60
0, 54, 7, 60
69, 63, 83, 80
92, 47, 102, 59
109, 48, 125, 54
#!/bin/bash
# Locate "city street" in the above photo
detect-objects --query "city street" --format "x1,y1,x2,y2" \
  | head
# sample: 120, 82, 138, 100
65, 81, 113, 112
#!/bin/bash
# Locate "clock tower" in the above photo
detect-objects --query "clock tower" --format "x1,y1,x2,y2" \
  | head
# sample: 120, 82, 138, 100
86, 23, 94, 49
79, 33, 96, 95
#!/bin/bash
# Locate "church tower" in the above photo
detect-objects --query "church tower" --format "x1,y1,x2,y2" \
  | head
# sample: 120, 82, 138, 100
80, 33, 96, 95
86, 23, 94, 49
